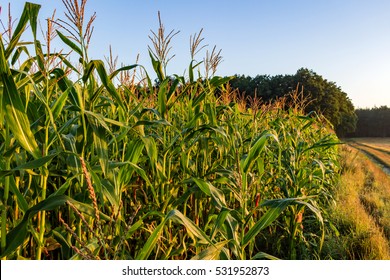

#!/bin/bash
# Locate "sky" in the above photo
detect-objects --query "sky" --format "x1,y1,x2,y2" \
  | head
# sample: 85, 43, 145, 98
2, 0, 390, 108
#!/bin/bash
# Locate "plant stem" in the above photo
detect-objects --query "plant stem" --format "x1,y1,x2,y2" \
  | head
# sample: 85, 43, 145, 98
1, 160, 10, 260
36, 124, 50, 260
1, 126, 11, 260
36, 173, 48, 260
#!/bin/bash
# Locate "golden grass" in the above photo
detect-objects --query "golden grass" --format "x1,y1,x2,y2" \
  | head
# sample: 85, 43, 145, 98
327, 145, 390, 259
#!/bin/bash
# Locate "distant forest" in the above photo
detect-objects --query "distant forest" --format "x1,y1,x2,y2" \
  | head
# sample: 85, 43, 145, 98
228, 68, 389, 137
348, 106, 390, 137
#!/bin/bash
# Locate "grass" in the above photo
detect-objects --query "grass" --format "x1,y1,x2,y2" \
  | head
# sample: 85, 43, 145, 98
322, 145, 390, 259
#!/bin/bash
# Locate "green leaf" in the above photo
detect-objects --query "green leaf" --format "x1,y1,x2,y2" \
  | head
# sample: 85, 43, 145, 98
149, 50, 164, 82
127, 161, 152, 187
135, 210, 212, 259
51, 68, 80, 107
157, 78, 169, 116
135, 214, 169, 260
5, 3, 41, 59
125, 219, 144, 239
100, 179, 120, 212
109, 64, 138, 80
209, 76, 233, 89
243, 198, 293, 247
188, 60, 202, 83
133, 119, 171, 127
191, 240, 229, 260
33, 39, 45, 72
189, 60, 195, 83
0, 38, 41, 159
0, 195, 69, 258
192, 177, 227, 209
8, 153, 58, 171
142, 137, 158, 167
8, 176, 29, 213
90, 121, 108, 176
51, 86, 70, 121
85, 110, 125, 130
11, 46, 30, 65
56, 30, 83, 57
0, 153, 59, 177
50, 176, 76, 196
242, 132, 273, 174
166, 78, 180, 108
209, 209, 230, 240
69, 239, 100, 260
82, 60, 125, 109
69, 199, 113, 222
168, 209, 211, 245
251, 251, 280, 260
294, 199, 325, 250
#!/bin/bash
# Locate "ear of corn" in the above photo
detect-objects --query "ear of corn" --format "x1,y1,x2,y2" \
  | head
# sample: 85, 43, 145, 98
0, 1, 341, 260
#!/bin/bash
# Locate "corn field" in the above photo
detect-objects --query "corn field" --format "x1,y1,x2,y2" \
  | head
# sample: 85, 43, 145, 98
0, 2, 340, 260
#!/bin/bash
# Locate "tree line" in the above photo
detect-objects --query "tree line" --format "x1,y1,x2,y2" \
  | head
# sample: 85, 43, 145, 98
228, 68, 357, 137
347, 106, 390, 137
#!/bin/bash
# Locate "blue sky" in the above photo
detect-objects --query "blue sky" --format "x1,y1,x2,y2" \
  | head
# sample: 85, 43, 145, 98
3, 0, 390, 108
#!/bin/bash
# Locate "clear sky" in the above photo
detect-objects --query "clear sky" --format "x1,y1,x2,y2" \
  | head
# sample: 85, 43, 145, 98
3, 0, 390, 108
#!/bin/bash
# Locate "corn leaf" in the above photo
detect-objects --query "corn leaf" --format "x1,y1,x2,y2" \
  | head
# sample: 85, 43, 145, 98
0, 38, 41, 159
149, 50, 164, 82
168, 209, 212, 245
4, 3, 41, 59
56, 30, 83, 57
157, 78, 169, 116
192, 177, 227, 209
242, 132, 272, 174
209, 209, 230, 240
191, 240, 229, 260
135, 214, 169, 260
243, 198, 293, 247
50, 86, 70, 121
0, 195, 69, 258
8, 176, 29, 213
0, 153, 59, 177
83, 60, 125, 109
251, 252, 280, 260
89, 121, 109, 176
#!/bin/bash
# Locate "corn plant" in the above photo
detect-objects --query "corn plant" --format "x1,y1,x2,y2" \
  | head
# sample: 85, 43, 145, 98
0, 1, 341, 260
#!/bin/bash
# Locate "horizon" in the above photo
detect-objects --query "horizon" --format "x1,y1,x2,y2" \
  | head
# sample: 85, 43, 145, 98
2, 0, 390, 109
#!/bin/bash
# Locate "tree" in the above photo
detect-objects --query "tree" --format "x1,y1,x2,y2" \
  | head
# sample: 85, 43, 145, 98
350, 106, 390, 137
292, 68, 357, 136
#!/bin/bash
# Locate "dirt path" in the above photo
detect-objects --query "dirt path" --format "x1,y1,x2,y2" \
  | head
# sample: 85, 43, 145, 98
347, 141, 390, 176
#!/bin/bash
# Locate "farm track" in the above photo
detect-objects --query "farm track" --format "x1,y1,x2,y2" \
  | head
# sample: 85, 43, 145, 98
348, 141, 390, 175
353, 142, 390, 155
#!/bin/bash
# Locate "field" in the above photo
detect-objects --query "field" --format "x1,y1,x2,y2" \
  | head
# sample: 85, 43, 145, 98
0, 1, 389, 261
0, 2, 343, 260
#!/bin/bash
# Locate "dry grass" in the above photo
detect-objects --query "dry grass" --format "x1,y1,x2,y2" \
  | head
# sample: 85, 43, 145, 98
326, 145, 390, 259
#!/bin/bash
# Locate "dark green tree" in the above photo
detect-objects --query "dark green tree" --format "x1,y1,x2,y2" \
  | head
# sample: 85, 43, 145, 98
292, 68, 357, 136
350, 106, 390, 137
